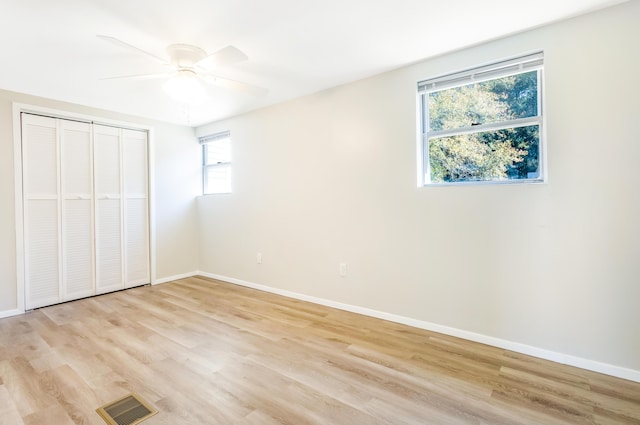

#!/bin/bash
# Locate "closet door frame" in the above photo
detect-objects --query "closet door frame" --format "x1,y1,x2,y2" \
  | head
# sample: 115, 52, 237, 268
12, 103, 155, 313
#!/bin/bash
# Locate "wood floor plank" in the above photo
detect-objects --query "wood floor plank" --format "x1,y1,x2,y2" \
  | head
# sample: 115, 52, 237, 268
22, 404, 75, 425
1, 357, 58, 417
39, 365, 105, 425
0, 384, 25, 425
1, 276, 639, 424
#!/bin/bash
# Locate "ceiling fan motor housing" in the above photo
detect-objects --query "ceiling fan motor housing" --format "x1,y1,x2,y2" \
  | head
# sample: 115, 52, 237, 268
166, 43, 207, 67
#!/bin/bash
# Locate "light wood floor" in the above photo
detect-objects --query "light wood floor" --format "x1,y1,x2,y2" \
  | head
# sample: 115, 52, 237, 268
1, 277, 639, 425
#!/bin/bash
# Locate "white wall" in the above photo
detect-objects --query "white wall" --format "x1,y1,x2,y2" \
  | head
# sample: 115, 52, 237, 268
0, 89, 200, 315
196, 1, 640, 376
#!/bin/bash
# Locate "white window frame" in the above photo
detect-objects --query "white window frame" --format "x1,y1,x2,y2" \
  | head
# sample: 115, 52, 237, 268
417, 51, 545, 186
200, 130, 232, 195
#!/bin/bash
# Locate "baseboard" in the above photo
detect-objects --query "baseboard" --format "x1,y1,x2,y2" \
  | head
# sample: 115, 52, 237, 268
153, 271, 199, 285
0, 308, 24, 319
196, 271, 640, 384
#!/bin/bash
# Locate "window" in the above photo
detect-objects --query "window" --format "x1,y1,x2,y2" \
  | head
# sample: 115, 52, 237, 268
418, 52, 544, 185
200, 131, 231, 194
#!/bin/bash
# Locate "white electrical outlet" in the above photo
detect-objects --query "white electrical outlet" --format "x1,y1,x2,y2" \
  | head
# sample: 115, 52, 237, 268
257, 253, 262, 264
339, 262, 347, 277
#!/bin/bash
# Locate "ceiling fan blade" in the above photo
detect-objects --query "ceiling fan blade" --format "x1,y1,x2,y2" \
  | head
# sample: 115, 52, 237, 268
97, 35, 169, 65
195, 46, 248, 71
100, 72, 175, 81
201, 74, 267, 97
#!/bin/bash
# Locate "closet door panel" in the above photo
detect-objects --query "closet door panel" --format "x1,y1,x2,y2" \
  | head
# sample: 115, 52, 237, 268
123, 130, 148, 195
62, 122, 92, 194
62, 200, 93, 298
25, 200, 60, 308
123, 129, 149, 287
61, 121, 94, 300
23, 115, 58, 196
125, 198, 149, 286
94, 127, 121, 195
22, 114, 61, 309
94, 125, 124, 294
95, 199, 123, 293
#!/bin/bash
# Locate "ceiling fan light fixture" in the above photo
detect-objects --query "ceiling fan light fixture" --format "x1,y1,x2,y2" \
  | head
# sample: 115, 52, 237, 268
162, 69, 208, 104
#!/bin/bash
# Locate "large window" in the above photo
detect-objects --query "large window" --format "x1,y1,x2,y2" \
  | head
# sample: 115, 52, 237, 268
200, 131, 231, 194
418, 52, 544, 185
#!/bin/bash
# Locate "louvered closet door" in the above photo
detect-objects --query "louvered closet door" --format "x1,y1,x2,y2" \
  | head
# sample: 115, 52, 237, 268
123, 129, 150, 287
22, 114, 61, 309
22, 116, 150, 309
94, 125, 124, 294
60, 120, 94, 300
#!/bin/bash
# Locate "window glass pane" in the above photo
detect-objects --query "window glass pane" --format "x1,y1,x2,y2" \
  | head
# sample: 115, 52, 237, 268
205, 138, 231, 164
205, 164, 231, 194
428, 125, 540, 183
428, 71, 538, 132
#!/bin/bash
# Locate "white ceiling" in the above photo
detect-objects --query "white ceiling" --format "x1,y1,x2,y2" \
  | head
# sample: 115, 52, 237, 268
0, 0, 626, 127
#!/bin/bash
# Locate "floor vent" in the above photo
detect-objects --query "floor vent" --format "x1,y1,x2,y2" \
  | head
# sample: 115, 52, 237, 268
96, 393, 158, 425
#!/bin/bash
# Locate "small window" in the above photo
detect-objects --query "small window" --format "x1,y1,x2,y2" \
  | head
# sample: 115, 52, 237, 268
200, 131, 231, 194
418, 52, 544, 185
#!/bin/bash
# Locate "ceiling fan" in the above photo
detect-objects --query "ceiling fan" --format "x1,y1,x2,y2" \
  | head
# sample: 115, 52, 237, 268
98, 35, 266, 104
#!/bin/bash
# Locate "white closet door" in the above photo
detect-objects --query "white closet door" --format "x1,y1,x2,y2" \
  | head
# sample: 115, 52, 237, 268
123, 129, 150, 287
22, 114, 61, 309
94, 125, 124, 294
22, 116, 150, 309
61, 120, 94, 300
